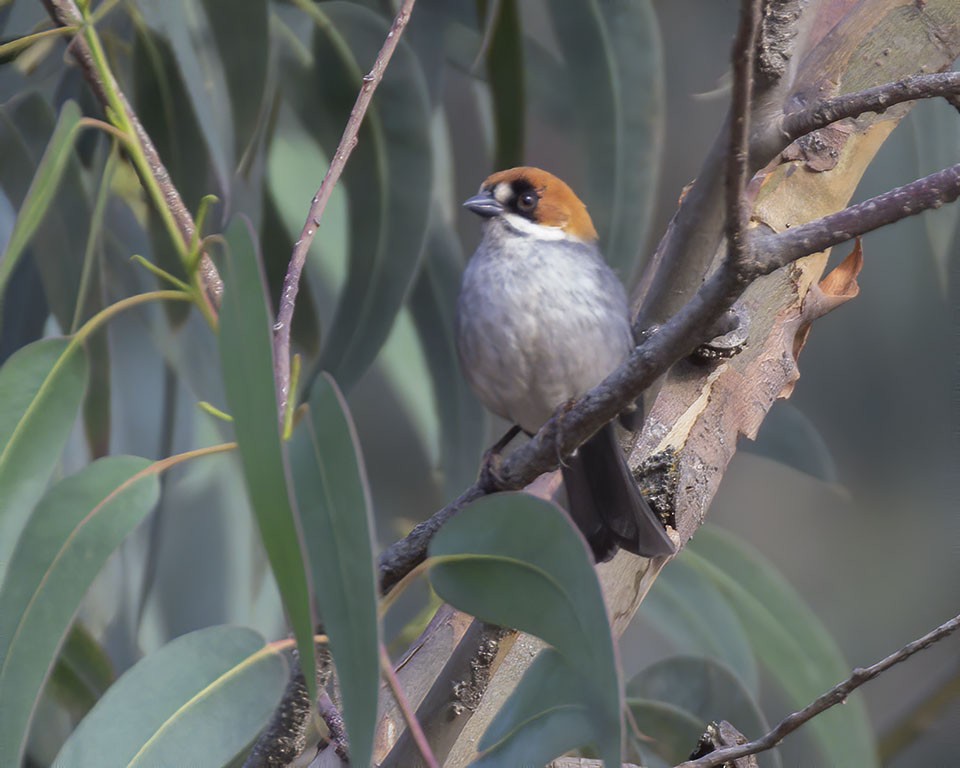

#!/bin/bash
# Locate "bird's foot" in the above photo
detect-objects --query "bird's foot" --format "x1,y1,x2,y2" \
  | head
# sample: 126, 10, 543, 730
479, 425, 521, 489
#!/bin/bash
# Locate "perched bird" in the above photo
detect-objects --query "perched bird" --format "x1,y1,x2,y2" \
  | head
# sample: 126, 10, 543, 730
456, 167, 675, 561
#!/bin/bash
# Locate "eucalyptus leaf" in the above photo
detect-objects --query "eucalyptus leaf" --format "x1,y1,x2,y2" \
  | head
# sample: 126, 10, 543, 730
135, 0, 235, 202
0, 99, 81, 326
0, 456, 160, 768
627, 656, 777, 767
284, 1, 432, 392
219, 216, 317, 695
687, 526, 877, 767
289, 373, 380, 768
0, 337, 87, 584
483, 0, 524, 168
0, 95, 88, 334
53, 626, 287, 768
429, 493, 622, 765
474, 647, 597, 767
639, 553, 758, 693
546, 0, 664, 277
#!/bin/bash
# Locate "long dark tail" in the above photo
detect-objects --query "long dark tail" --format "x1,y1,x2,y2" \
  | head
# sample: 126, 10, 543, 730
561, 424, 675, 562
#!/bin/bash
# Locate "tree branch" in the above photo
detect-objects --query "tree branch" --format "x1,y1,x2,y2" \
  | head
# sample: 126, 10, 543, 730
753, 162, 960, 271
725, 0, 763, 267
272, 0, 417, 419
781, 72, 960, 145
675, 614, 960, 768
41, 0, 223, 313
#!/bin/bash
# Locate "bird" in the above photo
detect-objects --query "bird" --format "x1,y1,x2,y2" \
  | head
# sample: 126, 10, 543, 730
456, 166, 676, 561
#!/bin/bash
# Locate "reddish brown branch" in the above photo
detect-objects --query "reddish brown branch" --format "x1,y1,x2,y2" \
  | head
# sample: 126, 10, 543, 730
676, 614, 960, 768
272, 0, 417, 418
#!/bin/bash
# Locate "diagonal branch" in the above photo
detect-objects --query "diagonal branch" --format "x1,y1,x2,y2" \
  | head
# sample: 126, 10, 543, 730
676, 613, 960, 768
272, 0, 417, 419
781, 72, 960, 145
41, 0, 223, 313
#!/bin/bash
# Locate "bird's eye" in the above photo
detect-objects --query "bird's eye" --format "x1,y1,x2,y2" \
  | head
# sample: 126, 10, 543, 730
516, 191, 538, 213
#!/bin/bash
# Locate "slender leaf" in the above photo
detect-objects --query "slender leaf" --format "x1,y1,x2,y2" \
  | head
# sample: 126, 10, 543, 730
135, 0, 235, 200
639, 554, 758, 694
687, 526, 878, 767
285, 2, 432, 392
483, 0, 524, 168
475, 647, 596, 767
219, 217, 316, 694
0, 99, 81, 321
0, 337, 88, 584
429, 493, 622, 765
53, 626, 287, 768
547, 0, 664, 276
202, 0, 268, 161
47, 623, 115, 719
290, 373, 380, 768
627, 656, 777, 767
0, 456, 160, 768
0, 96, 87, 334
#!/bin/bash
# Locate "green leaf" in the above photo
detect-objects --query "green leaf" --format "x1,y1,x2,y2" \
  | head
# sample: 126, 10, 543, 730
546, 0, 665, 277
483, 0, 524, 168
687, 526, 878, 767
286, 2, 433, 392
135, 0, 235, 199
289, 373, 380, 768
408, 222, 486, 496
219, 216, 316, 695
429, 493, 622, 765
0, 337, 88, 584
0, 99, 81, 326
47, 623, 115, 720
0, 456, 161, 768
639, 553, 758, 694
624, 698, 705, 766
201, 0, 268, 161
474, 648, 596, 767
52, 626, 288, 768
627, 656, 776, 767
0, 96, 87, 334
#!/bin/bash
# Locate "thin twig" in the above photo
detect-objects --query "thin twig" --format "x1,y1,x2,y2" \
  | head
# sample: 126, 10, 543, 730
318, 690, 350, 761
725, 0, 763, 267
380, 644, 439, 768
272, 0, 417, 419
675, 613, 960, 768
782, 72, 960, 144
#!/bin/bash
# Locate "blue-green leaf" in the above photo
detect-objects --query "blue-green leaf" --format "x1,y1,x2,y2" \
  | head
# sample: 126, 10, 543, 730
429, 493, 622, 765
687, 526, 877, 766
0, 456, 160, 768
135, 0, 235, 199
219, 217, 317, 695
53, 626, 287, 768
475, 648, 596, 767
546, 0, 664, 277
627, 656, 776, 767
290, 373, 380, 768
0, 337, 87, 584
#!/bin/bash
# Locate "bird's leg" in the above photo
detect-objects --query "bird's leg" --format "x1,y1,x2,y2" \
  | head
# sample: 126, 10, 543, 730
552, 398, 580, 468
479, 424, 522, 489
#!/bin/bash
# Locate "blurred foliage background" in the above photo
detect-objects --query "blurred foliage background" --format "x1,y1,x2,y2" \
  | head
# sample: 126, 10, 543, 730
0, 0, 957, 766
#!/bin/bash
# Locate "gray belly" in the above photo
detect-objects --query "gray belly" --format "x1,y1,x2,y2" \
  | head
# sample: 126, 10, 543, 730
456, 239, 632, 432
